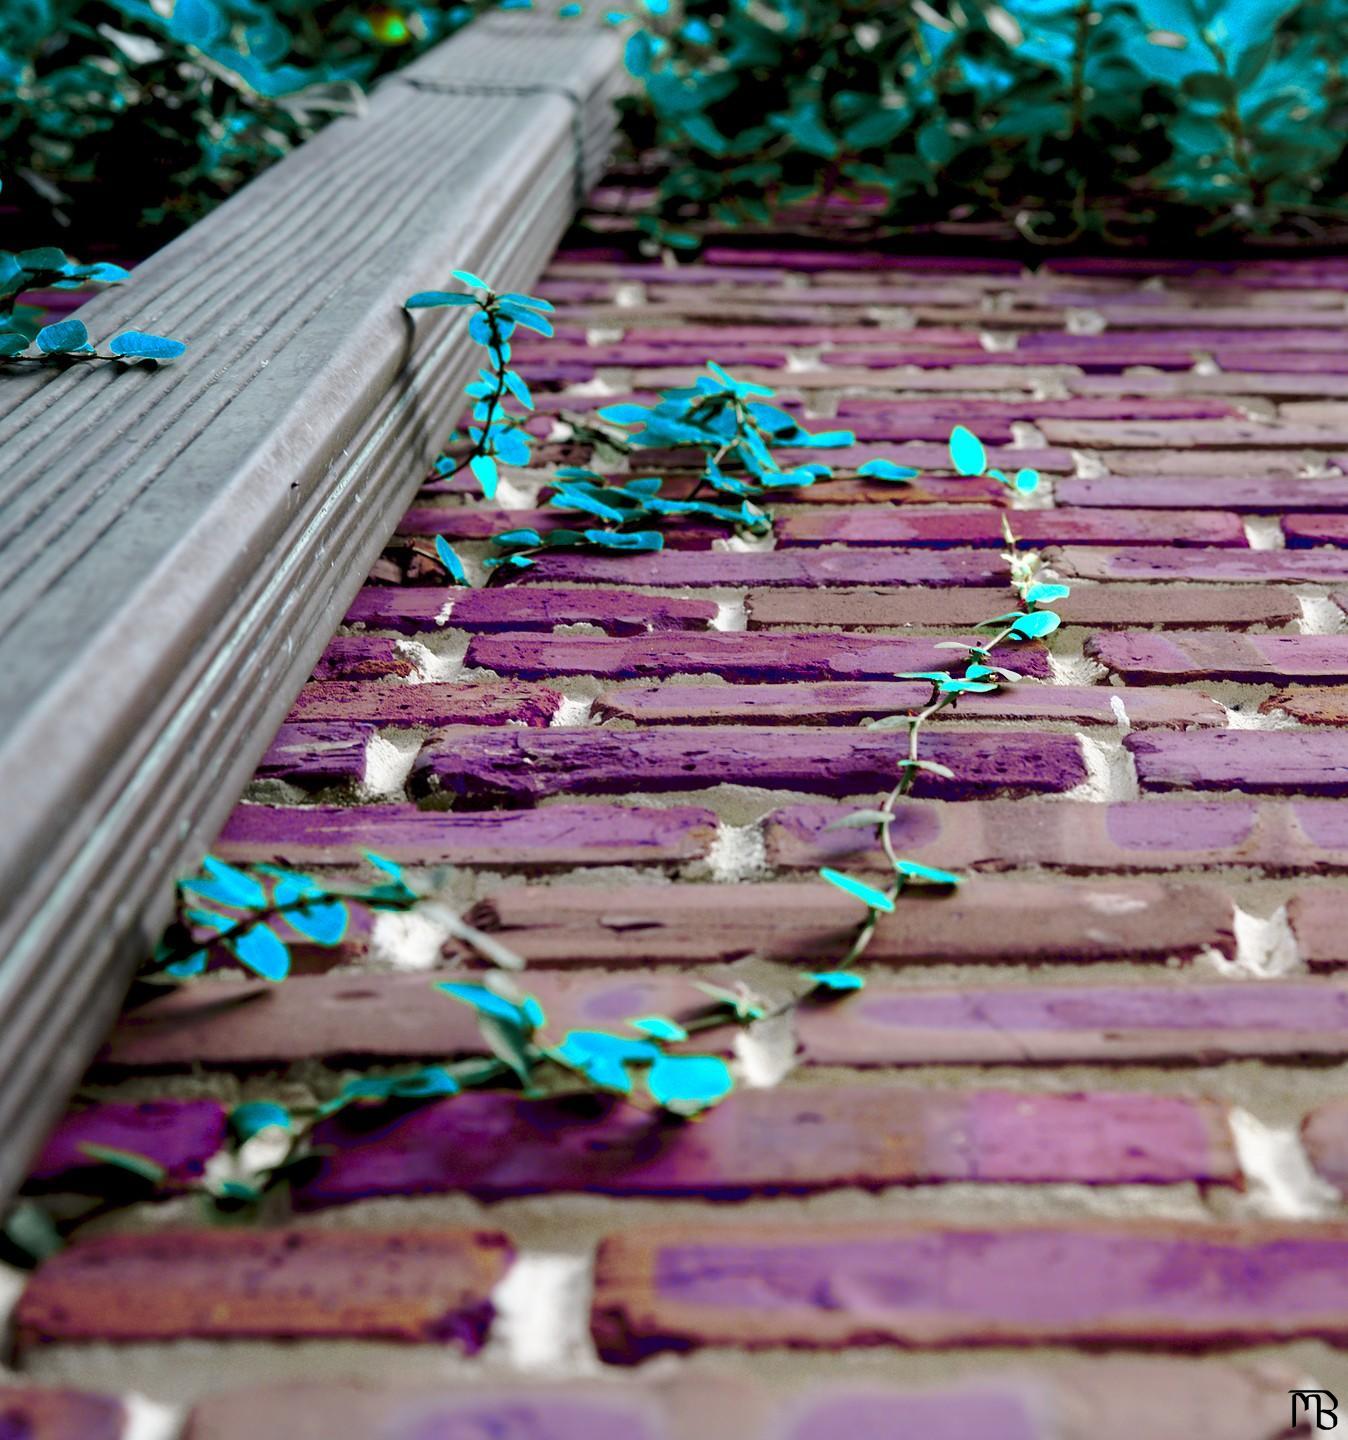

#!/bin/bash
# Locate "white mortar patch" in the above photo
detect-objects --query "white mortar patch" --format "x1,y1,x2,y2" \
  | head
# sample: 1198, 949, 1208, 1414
1298, 593, 1348, 635
1243, 516, 1285, 550
123, 1393, 183, 1440
734, 1008, 798, 1089
1072, 449, 1109, 478
369, 903, 458, 972
1228, 1108, 1341, 1219
1219, 905, 1303, 978
712, 595, 749, 632
1220, 701, 1299, 731
550, 695, 593, 728
1049, 651, 1109, 686
0, 1262, 25, 1341
488, 1252, 598, 1374
706, 821, 768, 881
1067, 733, 1139, 802
397, 632, 470, 684
362, 729, 423, 799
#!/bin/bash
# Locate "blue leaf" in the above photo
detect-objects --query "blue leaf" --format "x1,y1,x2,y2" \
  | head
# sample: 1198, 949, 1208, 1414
165, 949, 209, 978
437, 982, 538, 1031
451, 269, 491, 291
365, 851, 404, 882
802, 971, 866, 992
896, 860, 963, 885
555, 1031, 658, 1092
1010, 610, 1061, 639
468, 311, 495, 346
434, 535, 469, 585
948, 425, 987, 477
231, 1101, 291, 1140
629, 1015, 688, 1041
1024, 583, 1070, 604
230, 923, 290, 982
1014, 468, 1041, 493
598, 404, 653, 426
581, 529, 664, 551
0, 332, 29, 357
646, 1053, 733, 1112
500, 305, 553, 337
185, 856, 267, 909
499, 292, 554, 313
493, 528, 544, 548
819, 868, 895, 912
35, 319, 92, 355
285, 897, 348, 946
857, 458, 920, 482
470, 454, 499, 499
107, 331, 186, 360
405, 291, 477, 309
502, 370, 534, 409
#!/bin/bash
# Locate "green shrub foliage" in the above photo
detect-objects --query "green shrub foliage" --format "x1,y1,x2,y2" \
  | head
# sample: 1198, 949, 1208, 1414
622, 0, 1348, 245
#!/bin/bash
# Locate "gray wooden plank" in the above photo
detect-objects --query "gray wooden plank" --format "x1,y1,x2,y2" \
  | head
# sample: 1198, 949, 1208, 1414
0, 9, 625, 1199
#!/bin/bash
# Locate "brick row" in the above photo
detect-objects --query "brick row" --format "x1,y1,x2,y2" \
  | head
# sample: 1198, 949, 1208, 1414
97, 972, 1348, 1071
285, 680, 563, 726
590, 1221, 1348, 1360
1088, 632, 1348, 684
764, 797, 1348, 873
776, 509, 1247, 549
345, 586, 719, 635
412, 727, 1085, 805
1126, 732, 1348, 796
463, 878, 1232, 966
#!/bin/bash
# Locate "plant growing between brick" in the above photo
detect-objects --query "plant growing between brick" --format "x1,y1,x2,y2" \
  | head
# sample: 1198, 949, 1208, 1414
817, 426, 1066, 972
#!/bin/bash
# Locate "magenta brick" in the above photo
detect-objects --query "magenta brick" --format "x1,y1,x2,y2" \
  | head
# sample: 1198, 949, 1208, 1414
592, 683, 1222, 729
1285, 513, 1348, 547
744, 585, 1300, 630
395, 507, 721, 549
15, 1228, 513, 1350
835, 396, 1237, 422
1088, 632, 1348, 684
294, 1087, 1235, 1209
256, 722, 376, 790
516, 550, 1008, 588
592, 1221, 1348, 1359
184, 1379, 755, 1440
778, 509, 1246, 549
1127, 731, 1348, 795
1289, 889, 1348, 969
27, 1101, 226, 1193
412, 727, 1084, 805
345, 587, 717, 636
466, 633, 1050, 683
796, 978, 1348, 1066
1040, 418, 1348, 448
1049, 546, 1348, 584
465, 878, 1232, 967
763, 797, 1348, 873
312, 636, 416, 681
284, 680, 562, 726
1059, 474, 1348, 512
0, 1389, 126, 1440
215, 803, 716, 867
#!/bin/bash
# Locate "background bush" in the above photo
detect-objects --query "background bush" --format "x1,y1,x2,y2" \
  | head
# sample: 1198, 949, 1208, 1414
621, 0, 1348, 247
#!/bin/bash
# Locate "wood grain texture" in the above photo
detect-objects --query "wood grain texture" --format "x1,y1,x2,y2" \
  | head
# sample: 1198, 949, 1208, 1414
0, 9, 625, 1203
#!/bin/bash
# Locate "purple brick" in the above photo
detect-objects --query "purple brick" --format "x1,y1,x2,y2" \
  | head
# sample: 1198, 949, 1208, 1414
215, 803, 716, 867
295, 1086, 1235, 1209
1127, 731, 1348, 795
345, 587, 717, 636
0, 1390, 126, 1440
28, 1101, 227, 1192
1059, 474, 1348, 512
285, 681, 562, 726
395, 507, 721, 549
592, 1221, 1348, 1360
466, 633, 1050, 683
593, 683, 1221, 729
256, 722, 375, 790
412, 727, 1085, 804
312, 636, 416, 681
1049, 546, 1348, 584
1285, 514, 1348, 547
796, 979, 1348, 1066
1088, 632, 1348, 684
516, 550, 1008, 588
778, 509, 1246, 549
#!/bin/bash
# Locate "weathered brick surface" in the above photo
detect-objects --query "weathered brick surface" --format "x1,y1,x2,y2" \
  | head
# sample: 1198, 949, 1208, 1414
293, 1087, 1235, 1208
0, 1389, 126, 1440
1288, 888, 1348, 969
256, 721, 374, 789
515, 549, 1008, 587
1127, 731, 1348, 795
1050, 545, 1348, 583
15, 1228, 513, 1350
777, 509, 1246, 549
216, 802, 717, 866
765, 797, 1348, 873
346, 586, 718, 635
743, 585, 1302, 630
590, 1221, 1348, 1360
593, 682, 1222, 729
1283, 513, 1348, 547
1059, 473, 1348, 511
95, 971, 1348, 1071
1088, 631, 1348, 683
466, 632, 1050, 682
312, 635, 416, 680
27, 1100, 226, 1192
1263, 686, 1348, 724
285, 680, 562, 726
413, 727, 1084, 804
465, 879, 1232, 966
184, 1379, 756, 1440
